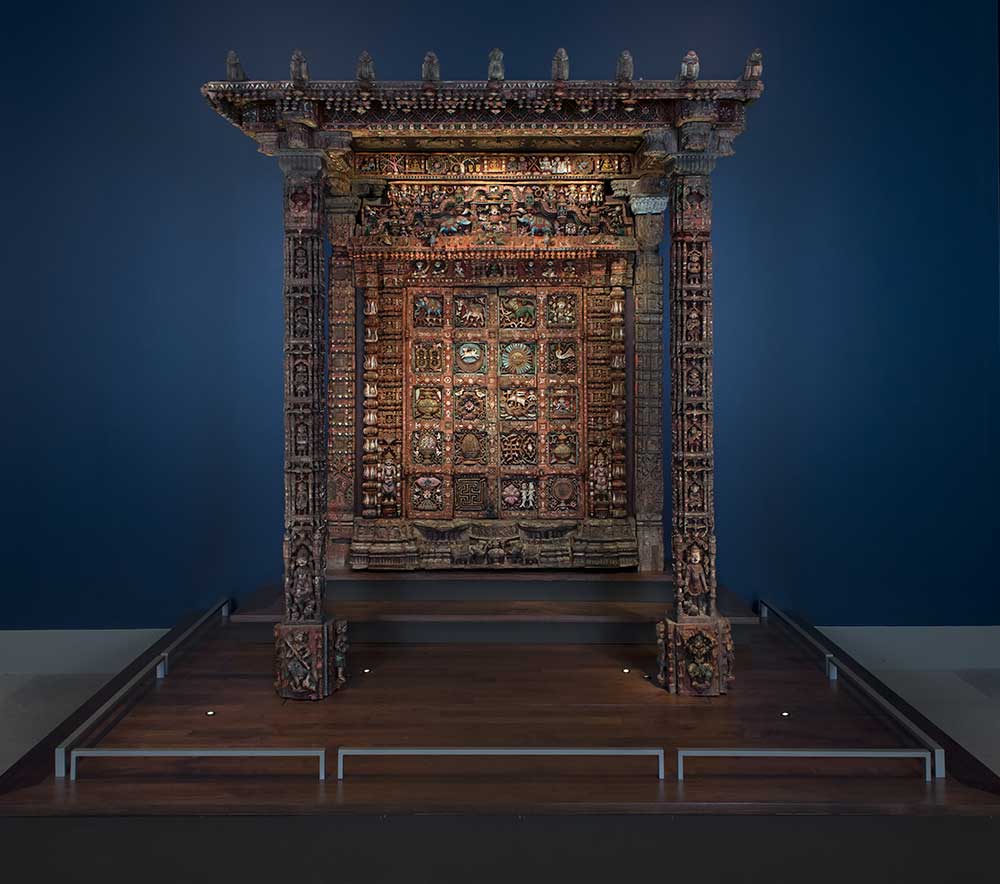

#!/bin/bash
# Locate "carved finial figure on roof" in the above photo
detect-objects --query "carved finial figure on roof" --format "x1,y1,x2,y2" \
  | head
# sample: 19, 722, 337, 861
551, 48, 569, 81
680, 50, 700, 81
488, 48, 504, 82
422, 51, 440, 83
226, 50, 246, 82
357, 51, 376, 85
742, 48, 763, 81
615, 50, 634, 83
290, 49, 309, 83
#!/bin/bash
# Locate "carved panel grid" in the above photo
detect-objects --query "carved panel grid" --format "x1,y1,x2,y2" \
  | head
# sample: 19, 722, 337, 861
399, 285, 587, 520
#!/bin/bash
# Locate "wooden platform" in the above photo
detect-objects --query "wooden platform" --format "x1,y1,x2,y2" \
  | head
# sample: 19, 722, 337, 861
231, 578, 759, 639
2, 617, 999, 817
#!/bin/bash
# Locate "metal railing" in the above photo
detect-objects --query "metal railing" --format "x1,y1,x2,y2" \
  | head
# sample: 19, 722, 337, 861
336, 746, 665, 780
55, 598, 232, 779
69, 747, 326, 781
759, 599, 945, 779
677, 747, 932, 782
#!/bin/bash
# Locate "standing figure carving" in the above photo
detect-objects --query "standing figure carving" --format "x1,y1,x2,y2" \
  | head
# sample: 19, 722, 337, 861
422, 51, 440, 83
615, 50, 634, 83
488, 48, 505, 81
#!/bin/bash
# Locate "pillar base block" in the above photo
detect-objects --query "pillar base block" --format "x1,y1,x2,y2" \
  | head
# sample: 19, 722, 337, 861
274, 619, 348, 700
656, 616, 735, 696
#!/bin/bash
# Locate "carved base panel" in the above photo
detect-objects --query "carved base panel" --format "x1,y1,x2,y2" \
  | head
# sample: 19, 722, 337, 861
349, 518, 638, 570
656, 617, 734, 696
274, 619, 348, 700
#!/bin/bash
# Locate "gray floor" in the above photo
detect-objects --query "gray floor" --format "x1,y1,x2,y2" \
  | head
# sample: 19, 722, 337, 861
1, 626, 998, 778
819, 626, 1000, 777
0, 629, 165, 775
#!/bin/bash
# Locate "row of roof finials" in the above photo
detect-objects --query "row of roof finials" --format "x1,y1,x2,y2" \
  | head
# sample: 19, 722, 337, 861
222, 48, 764, 87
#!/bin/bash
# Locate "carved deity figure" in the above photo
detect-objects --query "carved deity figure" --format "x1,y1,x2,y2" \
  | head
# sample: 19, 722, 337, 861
290, 548, 317, 620
334, 620, 349, 688
422, 51, 440, 83
357, 51, 376, 84
290, 49, 309, 83
616, 50, 634, 83
379, 452, 399, 503
683, 544, 710, 616
655, 620, 668, 686
743, 48, 763, 81
551, 48, 569, 81
226, 50, 246, 82
488, 48, 504, 82
680, 50, 700, 81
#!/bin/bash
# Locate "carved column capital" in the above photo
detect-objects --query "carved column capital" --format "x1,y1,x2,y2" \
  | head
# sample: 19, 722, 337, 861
630, 194, 670, 216
665, 153, 718, 177
277, 151, 326, 178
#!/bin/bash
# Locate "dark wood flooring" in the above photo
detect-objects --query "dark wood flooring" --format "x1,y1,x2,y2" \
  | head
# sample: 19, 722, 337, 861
2, 619, 999, 816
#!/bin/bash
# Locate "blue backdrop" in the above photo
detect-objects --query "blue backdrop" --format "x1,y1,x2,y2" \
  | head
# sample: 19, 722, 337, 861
1, 0, 997, 627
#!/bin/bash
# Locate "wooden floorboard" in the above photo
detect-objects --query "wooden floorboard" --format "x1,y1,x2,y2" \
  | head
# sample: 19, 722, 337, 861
2, 621, 998, 816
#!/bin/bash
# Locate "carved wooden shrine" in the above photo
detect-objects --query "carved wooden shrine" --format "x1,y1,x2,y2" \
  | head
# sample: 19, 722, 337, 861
202, 47, 763, 699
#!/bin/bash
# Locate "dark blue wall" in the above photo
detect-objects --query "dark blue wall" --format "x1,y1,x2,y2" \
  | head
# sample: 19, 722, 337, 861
1, 0, 997, 627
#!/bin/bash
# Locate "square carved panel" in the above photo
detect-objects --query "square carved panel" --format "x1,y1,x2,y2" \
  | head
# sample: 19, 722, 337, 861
453, 341, 488, 375
499, 294, 538, 329
454, 475, 489, 512
499, 386, 539, 421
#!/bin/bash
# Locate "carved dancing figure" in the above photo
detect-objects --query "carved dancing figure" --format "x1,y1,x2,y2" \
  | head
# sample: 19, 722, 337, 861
551, 48, 569, 81
422, 51, 440, 83
616, 50, 634, 83
226, 50, 246, 82
488, 48, 504, 81
290, 49, 309, 83
680, 50, 700, 81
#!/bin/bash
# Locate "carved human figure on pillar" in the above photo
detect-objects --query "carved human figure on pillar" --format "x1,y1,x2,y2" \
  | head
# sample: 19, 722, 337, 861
681, 542, 711, 616
289, 546, 317, 621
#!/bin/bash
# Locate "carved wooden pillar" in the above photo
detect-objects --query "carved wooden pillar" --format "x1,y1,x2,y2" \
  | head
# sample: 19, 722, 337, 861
658, 154, 734, 696
274, 153, 347, 700
631, 196, 670, 571
326, 193, 360, 568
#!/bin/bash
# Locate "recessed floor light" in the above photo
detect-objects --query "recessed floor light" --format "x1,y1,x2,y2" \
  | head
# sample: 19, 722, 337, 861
363, 668, 371, 674
206, 710, 215, 716
780, 711, 790, 717
622, 668, 630, 674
